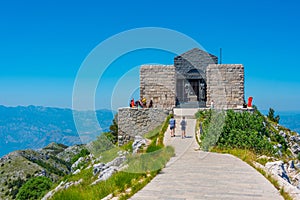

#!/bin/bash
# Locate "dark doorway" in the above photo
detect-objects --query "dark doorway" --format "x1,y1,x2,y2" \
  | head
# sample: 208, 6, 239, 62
188, 79, 199, 101
176, 78, 207, 108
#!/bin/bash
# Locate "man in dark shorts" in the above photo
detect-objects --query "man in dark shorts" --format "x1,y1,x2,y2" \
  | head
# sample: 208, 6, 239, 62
169, 115, 176, 137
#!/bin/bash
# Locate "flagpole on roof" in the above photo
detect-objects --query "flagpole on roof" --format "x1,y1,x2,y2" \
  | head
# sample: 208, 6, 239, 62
219, 48, 222, 64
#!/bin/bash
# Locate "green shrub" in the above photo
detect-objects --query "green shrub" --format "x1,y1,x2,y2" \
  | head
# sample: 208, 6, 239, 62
71, 148, 90, 164
157, 115, 172, 146
271, 134, 288, 152
297, 153, 300, 160
16, 176, 52, 200
146, 144, 163, 153
267, 108, 280, 123
198, 109, 275, 155
144, 125, 161, 139
90, 133, 115, 157
108, 114, 118, 144
121, 141, 133, 152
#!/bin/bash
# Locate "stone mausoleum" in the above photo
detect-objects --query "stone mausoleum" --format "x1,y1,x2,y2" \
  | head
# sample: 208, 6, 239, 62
118, 48, 245, 145
140, 48, 244, 110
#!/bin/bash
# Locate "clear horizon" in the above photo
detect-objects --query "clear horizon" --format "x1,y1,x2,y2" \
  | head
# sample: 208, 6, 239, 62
1, 0, 300, 111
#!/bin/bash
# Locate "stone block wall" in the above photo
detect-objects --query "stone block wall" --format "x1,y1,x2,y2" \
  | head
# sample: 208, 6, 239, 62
140, 65, 176, 109
206, 64, 244, 109
118, 108, 169, 145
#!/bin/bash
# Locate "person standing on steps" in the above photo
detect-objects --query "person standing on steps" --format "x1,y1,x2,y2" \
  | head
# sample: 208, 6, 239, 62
180, 116, 187, 139
210, 100, 214, 109
148, 99, 153, 108
169, 115, 176, 137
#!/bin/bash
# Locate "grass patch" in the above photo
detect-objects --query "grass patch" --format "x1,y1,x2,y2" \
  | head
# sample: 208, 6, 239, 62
125, 146, 174, 174
120, 141, 133, 153
256, 157, 273, 166
98, 147, 121, 163
63, 167, 94, 183
144, 125, 161, 139
211, 147, 256, 164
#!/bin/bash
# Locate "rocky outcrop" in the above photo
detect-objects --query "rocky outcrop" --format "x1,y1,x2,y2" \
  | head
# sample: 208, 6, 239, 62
265, 161, 291, 183
132, 135, 149, 154
256, 122, 300, 199
41, 141, 147, 200
91, 151, 128, 185
71, 154, 93, 172
71, 157, 85, 171
56, 145, 85, 163
42, 179, 83, 200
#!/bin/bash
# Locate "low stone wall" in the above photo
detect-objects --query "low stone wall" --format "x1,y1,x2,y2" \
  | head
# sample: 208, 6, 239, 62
118, 108, 170, 145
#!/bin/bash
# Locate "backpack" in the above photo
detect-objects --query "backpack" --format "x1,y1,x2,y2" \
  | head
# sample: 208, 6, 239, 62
169, 118, 175, 127
180, 120, 186, 127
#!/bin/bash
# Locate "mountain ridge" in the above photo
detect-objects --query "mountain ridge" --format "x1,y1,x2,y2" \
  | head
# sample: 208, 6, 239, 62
0, 105, 115, 157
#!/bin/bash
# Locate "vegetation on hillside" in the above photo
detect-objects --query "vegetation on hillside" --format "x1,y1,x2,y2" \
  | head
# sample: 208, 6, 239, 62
50, 115, 174, 200
16, 176, 52, 200
89, 114, 119, 157
196, 108, 278, 155
267, 108, 280, 124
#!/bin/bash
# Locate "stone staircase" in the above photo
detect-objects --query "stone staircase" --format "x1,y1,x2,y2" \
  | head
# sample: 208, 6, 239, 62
173, 108, 204, 119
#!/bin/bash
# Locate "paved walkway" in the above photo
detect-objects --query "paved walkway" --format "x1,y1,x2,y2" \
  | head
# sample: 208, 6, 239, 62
131, 119, 283, 200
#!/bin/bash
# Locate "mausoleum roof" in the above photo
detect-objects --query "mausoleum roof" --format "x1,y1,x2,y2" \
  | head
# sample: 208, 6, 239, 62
175, 48, 218, 63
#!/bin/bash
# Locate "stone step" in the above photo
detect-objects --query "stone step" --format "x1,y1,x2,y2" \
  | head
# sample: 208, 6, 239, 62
177, 101, 205, 108
173, 108, 203, 119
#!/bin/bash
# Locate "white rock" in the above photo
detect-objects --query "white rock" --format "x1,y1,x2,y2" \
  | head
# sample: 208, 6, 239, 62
132, 135, 147, 154
279, 130, 286, 138
290, 136, 296, 142
73, 169, 81, 175
71, 157, 84, 171
265, 161, 291, 183
107, 156, 126, 167
93, 163, 105, 175
101, 194, 113, 200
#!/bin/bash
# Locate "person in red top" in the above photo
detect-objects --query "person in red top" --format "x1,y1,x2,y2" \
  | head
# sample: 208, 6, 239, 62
130, 98, 135, 108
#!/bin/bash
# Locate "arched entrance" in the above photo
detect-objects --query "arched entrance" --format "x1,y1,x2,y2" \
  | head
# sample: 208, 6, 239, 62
176, 69, 206, 108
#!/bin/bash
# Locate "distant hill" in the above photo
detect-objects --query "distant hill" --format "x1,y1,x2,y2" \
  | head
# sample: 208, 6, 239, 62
0, 105, 115, 157
0, 142, 85, 199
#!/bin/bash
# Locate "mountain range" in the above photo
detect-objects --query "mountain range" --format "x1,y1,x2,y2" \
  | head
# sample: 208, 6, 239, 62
0, 105, 115, 157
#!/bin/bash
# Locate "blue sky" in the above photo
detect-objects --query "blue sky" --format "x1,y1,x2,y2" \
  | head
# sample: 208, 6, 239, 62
0, 0, 299, 111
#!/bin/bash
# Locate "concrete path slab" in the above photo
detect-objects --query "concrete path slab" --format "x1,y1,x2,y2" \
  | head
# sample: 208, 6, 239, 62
131, 119, 283, 200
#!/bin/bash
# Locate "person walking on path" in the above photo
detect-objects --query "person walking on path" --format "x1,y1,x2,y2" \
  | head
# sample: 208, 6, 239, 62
180, 116, 187, 139
169, 115, 176, 137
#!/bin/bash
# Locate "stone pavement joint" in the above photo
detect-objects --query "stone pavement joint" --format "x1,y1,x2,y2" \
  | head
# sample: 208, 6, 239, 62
130, 118, 283, 200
